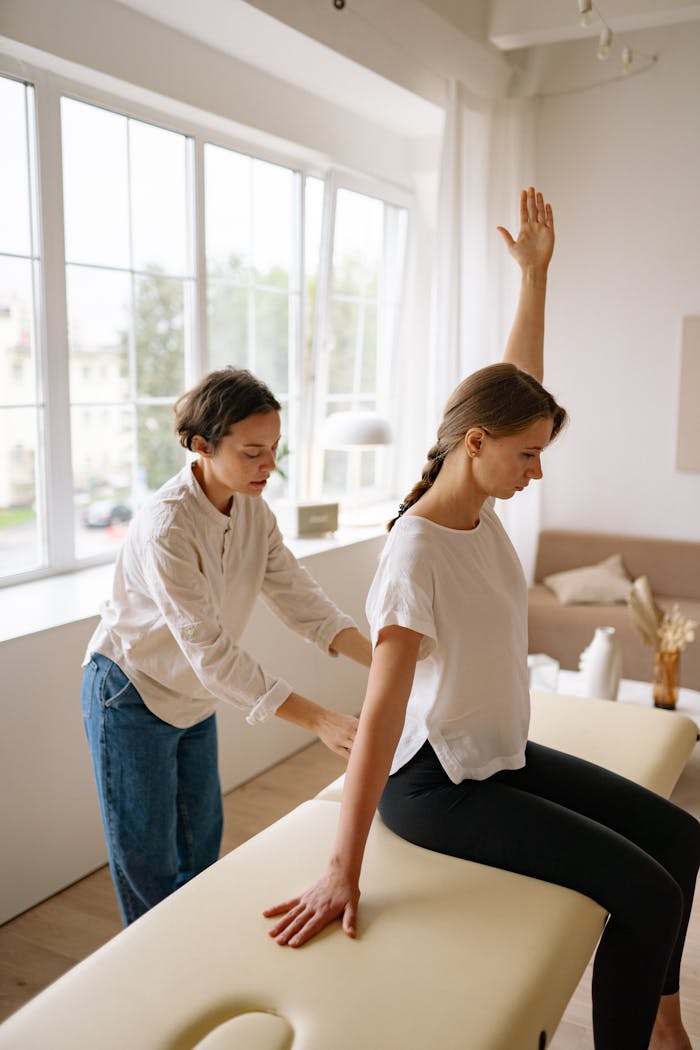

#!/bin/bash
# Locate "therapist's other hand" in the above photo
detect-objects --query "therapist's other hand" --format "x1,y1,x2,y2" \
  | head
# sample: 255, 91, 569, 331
317, 709, 358, 758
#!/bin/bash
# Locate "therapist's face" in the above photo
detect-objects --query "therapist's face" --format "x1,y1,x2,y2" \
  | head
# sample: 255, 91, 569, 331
192, 411, 281, 512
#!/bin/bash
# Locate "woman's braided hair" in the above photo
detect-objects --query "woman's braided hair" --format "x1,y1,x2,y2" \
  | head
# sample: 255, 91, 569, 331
388, 363, 567, 531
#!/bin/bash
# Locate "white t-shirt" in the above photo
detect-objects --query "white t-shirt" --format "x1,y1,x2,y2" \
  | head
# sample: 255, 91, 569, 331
84, 463, 355, 729
365, 499, 529, 783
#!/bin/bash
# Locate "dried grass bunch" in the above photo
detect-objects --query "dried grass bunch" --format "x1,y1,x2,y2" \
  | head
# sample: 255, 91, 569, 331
627, 576, 697, 654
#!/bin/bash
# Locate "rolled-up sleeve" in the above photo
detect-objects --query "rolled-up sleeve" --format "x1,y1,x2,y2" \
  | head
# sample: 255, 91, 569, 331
260, 511, 357, 655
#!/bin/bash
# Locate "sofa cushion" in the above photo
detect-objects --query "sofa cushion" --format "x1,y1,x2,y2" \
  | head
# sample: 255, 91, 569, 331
544, 553, 632, 605
528, 585, 700, 689
533, 530, 700, 602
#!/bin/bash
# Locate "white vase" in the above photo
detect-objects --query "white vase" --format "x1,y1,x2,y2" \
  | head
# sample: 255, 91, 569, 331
578, 626, 622, 700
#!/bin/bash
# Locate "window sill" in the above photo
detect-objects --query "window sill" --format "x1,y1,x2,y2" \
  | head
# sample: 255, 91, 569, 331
0, 516, 390, 645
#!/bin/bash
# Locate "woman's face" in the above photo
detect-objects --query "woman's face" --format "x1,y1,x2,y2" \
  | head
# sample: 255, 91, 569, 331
469, 416, 554, 501
194, 411, 281, 510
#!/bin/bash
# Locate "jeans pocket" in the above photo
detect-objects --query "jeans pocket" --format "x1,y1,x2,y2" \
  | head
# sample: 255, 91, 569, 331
81, 659, 98, 719
100, 660, 137, 709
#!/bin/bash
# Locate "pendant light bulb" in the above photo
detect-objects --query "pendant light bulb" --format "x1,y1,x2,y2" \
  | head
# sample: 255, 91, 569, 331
577, 0, 593, 27
597, 26, 612, 60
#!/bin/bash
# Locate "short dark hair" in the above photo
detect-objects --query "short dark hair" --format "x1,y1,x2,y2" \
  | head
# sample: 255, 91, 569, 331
174, 367, 281, 451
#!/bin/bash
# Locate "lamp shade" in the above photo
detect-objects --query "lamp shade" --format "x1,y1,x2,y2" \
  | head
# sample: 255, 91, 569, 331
320, 411, 393, 450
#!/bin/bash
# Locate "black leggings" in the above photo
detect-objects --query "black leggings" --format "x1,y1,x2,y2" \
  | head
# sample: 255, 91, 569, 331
379, 740, 700, 1050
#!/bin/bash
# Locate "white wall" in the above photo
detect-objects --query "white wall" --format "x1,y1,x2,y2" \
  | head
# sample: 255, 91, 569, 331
0, 536, 383, 924
534, 21, 700, 541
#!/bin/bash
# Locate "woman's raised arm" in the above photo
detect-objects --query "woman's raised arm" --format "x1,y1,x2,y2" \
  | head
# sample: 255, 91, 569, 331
497, 186, 555, 383
263, 624, 422, 947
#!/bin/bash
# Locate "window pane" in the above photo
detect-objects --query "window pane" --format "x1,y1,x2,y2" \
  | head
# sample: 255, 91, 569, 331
360, 303, 378, 394
136, 403, 185, 492
360, 449, 376, 487
254, 290, 288, 394
304, 177, 324, 367
305, 177, 324, 281
0, 76, 43, 581
204, 145, 251, 281
0, 78, 32, 256
267, 401, 290, 501
328, 299, 359, 394
130, 121, 189, 274
0, 407, 41, 576
207, 283, 249, 370
73, 405, 133, 560
332, 189, 382, 297
0, 256, 37, 405
61, 99, 130, 267
133, 272, 186, 398
322, 449, 348, 494
318, 187, 406, 504
252, 159, 293, 288
66, 266, 131, 403
62, 102, 192, 566
204, 145, 297, 417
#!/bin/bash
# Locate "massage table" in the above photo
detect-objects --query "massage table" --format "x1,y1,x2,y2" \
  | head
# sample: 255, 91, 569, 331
1, 691, 696, 1050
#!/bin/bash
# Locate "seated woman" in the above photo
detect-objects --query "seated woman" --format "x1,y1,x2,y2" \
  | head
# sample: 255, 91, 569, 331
82, 367, 371, 925
265, 188, 700, 1050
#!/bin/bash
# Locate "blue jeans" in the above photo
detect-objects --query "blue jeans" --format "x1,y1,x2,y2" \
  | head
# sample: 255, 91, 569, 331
81, 653, 223, 925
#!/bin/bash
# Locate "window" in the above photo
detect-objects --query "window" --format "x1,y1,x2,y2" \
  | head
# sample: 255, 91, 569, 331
0, 67, 408, 586
204, 145, 307, 500
316, 187, 407, 504
0, 76, 43, 578
61, 98, 192, 560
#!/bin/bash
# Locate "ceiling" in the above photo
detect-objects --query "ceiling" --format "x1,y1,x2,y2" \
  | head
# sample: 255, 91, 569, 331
111, 0, 700, 137
112, 0, 444, 138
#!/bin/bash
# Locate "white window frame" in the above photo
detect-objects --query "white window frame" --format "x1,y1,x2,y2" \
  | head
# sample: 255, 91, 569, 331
310, 171, 409, 506
0, 55, 411, 588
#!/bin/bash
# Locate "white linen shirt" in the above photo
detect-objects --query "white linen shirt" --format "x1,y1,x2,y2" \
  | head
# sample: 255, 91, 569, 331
84, 464, 356, 729
365, 499, 530, 783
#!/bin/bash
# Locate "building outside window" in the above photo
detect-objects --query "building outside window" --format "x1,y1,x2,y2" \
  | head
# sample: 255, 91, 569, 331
0, 75, 43, 579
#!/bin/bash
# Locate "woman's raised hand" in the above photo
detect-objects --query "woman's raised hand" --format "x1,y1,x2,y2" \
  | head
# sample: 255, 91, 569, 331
263, 866, 360, 947
497, 187, 555, 274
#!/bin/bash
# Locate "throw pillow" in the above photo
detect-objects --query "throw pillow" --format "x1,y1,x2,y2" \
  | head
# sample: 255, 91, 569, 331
544, 553, 632, 605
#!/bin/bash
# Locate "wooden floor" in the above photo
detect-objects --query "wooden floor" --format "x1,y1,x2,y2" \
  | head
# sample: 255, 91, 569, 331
1, 741, 700, 1047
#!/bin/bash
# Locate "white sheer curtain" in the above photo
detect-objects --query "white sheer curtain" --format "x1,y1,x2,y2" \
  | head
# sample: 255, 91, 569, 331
428, 80, 542, 581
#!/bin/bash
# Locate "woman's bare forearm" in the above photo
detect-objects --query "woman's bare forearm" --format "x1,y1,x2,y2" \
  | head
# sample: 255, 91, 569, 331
502, 268, 548, 382
330, 626, 372, 668
264, 626, 421, 946
329, 627, 421, 880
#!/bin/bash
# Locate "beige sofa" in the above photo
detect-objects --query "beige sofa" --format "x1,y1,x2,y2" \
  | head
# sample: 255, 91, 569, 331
0, 691, 696, 1050
528, 529, 700, 690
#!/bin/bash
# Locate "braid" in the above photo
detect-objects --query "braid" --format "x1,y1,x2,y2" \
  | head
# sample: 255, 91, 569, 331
387, 442, 446, 531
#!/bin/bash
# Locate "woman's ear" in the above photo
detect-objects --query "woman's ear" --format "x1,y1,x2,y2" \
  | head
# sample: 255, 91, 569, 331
191, 435, 211, 456
464, 428, 485, 459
